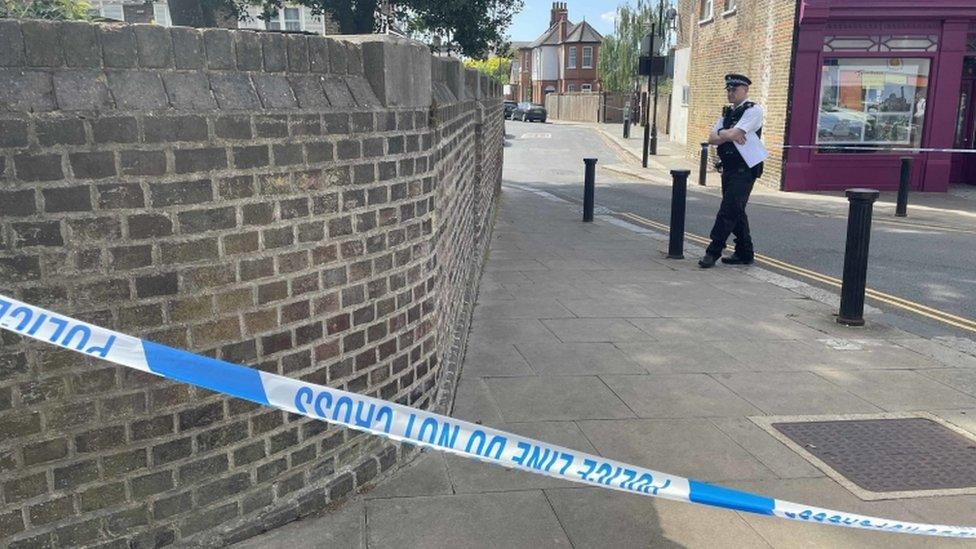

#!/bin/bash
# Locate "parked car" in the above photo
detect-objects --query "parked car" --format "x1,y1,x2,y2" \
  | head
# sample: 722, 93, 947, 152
513, 102, 547, 122
504, 100, 518, 119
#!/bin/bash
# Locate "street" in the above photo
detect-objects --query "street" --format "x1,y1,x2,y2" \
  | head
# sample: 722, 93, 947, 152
504, 119, 976, 339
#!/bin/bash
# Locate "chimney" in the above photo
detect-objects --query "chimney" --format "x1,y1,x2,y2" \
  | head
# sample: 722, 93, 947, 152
550, 1, 568, 28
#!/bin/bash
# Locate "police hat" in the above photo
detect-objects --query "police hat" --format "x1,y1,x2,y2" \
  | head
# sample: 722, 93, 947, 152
725, 74, 752, 88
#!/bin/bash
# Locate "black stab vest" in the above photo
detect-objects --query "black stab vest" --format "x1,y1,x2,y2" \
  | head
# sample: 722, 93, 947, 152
717, 101, 763, 177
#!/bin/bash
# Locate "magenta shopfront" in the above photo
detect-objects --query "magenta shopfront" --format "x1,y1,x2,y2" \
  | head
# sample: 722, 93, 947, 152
784, 1, 976, 192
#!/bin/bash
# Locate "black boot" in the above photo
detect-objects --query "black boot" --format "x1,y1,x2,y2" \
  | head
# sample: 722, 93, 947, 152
698, 253, 719, 268
721, 253, 754, 265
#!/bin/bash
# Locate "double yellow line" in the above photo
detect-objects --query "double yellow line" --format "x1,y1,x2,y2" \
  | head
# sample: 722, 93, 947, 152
618, 211, 976, 334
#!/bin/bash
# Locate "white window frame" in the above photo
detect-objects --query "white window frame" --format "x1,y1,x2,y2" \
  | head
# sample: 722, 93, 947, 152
88, 1, 125, 21
723, 0, 737, 16
266, 6, 303, 31
581, 83, 592, 92
153, 3, 171, 26
699, 0, 714, 24
582, 46, 593, 68
567, 47, 577, 69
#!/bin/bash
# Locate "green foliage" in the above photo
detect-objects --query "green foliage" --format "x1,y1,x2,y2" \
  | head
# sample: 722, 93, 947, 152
399, 0, 522, 59
597, 0, 670, 93
1, 0, 91, 20
464, 56, 511, 85
227, 0, 523, 58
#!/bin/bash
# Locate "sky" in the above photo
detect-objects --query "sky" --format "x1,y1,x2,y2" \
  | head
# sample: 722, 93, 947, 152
507, 0, 621, 43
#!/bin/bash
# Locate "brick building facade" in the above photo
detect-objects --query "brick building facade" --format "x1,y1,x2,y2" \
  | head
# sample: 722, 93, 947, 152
678, 0, 797, 188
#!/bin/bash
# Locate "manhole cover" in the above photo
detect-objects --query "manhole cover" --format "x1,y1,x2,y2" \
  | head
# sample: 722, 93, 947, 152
773, 418, 976, 494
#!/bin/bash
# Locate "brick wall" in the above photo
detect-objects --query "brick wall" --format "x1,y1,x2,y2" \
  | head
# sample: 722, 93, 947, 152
682, 0, 798, 187
0, 20, 502, 548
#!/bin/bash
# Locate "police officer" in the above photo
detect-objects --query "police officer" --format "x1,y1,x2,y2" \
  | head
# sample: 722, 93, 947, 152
699, 74, 765, 268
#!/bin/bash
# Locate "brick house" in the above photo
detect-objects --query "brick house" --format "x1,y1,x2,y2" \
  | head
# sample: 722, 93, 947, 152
677, 0, 976, 192
509, 2, 602, 104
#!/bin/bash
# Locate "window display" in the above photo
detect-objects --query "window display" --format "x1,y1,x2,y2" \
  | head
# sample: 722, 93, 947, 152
816, 58, 930, 151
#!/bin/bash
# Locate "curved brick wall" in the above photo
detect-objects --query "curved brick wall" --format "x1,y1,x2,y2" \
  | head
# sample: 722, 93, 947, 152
0, 19, 502, 547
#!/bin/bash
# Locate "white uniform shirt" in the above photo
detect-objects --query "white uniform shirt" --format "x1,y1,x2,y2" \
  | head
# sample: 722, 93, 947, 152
712, 100, 764, 135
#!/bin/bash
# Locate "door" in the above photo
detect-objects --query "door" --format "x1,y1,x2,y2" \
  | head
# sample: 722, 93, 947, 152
950, 58, 976, 185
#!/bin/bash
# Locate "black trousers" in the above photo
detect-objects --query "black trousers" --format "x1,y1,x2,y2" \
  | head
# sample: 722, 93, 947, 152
706, 167, 756, 258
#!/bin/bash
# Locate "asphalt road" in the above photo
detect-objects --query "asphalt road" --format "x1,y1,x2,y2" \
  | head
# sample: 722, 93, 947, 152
502, 119, 976, 338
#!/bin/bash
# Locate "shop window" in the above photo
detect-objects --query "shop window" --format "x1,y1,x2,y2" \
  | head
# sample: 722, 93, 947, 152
568, 47, 577, 69
816, 57, 930, 151
967, 34, 976, 52
699, 0, 713, 23
823, 35, 938, 53
582, 46, 593, 68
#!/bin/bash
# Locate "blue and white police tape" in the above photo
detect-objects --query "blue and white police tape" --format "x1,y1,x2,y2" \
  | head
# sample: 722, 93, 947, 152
1, 293, 974, 539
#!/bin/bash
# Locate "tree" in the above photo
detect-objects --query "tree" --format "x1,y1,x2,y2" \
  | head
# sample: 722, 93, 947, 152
464, 56, 511, 85
1, 0, 91, 19
597, 0, 670, 93
399, 0, 522, 58
167, 0, 522, 58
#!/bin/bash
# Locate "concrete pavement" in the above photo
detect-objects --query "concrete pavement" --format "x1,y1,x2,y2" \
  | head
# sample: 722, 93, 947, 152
235, 178, 976, 548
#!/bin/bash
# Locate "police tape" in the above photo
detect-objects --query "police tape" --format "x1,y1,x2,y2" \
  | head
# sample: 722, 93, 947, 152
1, 293, 974, 539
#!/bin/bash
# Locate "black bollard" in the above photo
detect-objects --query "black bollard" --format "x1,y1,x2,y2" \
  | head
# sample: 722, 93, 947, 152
642, 124, 650, 168
699, 142, 709, 186
837, 188, 880, 326
623, 118, 631, 139
895, 157, 912, 217
582, 158, 598, 222
667, 170, 691, 259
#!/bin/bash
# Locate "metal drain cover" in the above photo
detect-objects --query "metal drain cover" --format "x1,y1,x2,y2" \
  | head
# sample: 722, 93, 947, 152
772, 418, 976, 493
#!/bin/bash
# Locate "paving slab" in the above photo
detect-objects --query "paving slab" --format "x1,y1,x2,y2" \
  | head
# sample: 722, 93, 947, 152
919, 369, 976, 398
728, 477, 970, 548
711, 372, 883, 415
892, 338, 976, 368
461, 341, 536, 377
473, 297, 575, 319
601, 374, 762, 418
466, 318, 562, 345
483, 376, 635, 421
813, 369, 976, 411
613, 341, 747, 374
451, 377, 504, 425
365, 491, 571, 549
365, 452, 453, 500
577, 419, 775, 482
931, 409, 976, 436
542, 318, 655, 343
544, 487, 770, 549
513, 342, 644, 375
710, 418, 825, 479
